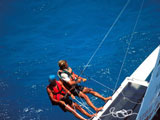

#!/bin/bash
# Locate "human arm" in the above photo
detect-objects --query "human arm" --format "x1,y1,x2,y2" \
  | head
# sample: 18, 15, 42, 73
47, 87, 68, 106
47, 87, 60, 103
64, 68, 87, 82
68, 78, 81, 86
59, 81, 75, 99
61, 73, 82, 86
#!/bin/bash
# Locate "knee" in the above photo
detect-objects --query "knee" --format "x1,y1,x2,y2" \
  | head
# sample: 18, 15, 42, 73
81, 93, 88, 99
73, 103, 78, 107
85, 88, 94, 93
89, 90, 95, 94
74, 103, 80, 109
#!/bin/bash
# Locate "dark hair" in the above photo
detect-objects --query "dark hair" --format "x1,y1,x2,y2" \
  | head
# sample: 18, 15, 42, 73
49, 79, 56, 86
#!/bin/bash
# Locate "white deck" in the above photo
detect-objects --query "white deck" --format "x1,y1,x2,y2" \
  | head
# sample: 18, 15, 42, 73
93, 45, 160, 120
131, 46, 159, 81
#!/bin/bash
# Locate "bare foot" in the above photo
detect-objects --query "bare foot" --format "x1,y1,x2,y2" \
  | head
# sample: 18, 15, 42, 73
95, 107, 103, 113
83, 119, 87, 120
104, 96, 112, 103
91, 113, 97, 118
88, 113, 97, 118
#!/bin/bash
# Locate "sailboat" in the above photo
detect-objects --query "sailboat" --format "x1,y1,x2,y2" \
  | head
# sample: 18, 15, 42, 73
92, 45, 160, 120
75, 0, 160, 119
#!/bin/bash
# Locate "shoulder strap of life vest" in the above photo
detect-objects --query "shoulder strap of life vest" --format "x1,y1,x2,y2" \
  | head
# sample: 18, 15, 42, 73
51, 81, 63, 95
58, 70, 73, 80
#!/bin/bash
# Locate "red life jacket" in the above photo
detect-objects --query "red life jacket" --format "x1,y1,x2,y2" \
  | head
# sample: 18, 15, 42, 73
48, 81, 66, 101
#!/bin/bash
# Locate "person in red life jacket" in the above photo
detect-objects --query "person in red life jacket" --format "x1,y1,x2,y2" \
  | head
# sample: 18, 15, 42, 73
46, 75, 96, 120
57, 60, 112, 112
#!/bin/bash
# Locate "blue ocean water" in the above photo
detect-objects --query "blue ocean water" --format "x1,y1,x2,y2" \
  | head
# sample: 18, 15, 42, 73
0, 0, 160, 120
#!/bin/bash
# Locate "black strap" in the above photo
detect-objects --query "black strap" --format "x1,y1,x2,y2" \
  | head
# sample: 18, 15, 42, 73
58, 70, 75, 81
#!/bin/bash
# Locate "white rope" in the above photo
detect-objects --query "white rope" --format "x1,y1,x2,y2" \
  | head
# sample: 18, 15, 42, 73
86, 76, 114, 92
74, 88, 94, 114
87, 76, 141, 105
99, 107, 137, 119
75, 88, 86, 104
113, 0, 145, 93
80, 0, 131, 76
74, 98, 94, 114
65, 104, 86, 120
83, 0, 145, 105
84, 74, 141, 104
73, 0, 131, 116
70, 0, 145, 119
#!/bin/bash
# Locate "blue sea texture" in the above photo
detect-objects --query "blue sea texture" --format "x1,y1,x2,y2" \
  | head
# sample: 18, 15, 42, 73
0, 0, 160, 120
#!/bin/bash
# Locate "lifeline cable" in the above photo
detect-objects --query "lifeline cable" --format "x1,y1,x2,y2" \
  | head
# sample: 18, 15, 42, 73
86, 76, 141, 105
113, 0, 145, 93
71, 0, 144, 119
79, 0, 131, 77
72, 0, 131, 116
97, 0, 146, 119
74, 88, 94, 114
69, 85, 87, 111
64, 104, 86, 120
74, 98, 94, 114
85, 76, 114, 92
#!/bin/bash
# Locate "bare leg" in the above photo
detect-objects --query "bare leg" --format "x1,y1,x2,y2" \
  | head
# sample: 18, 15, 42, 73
65, 104, 87, 120
72, 102, 96, 118
83, 87, 112, 101
79, 92, 103, 112
104, 96, 112, 102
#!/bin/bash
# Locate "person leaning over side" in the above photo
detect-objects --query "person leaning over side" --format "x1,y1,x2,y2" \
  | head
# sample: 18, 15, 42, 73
46, 75, 96, 120
57, 60, 112, 112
